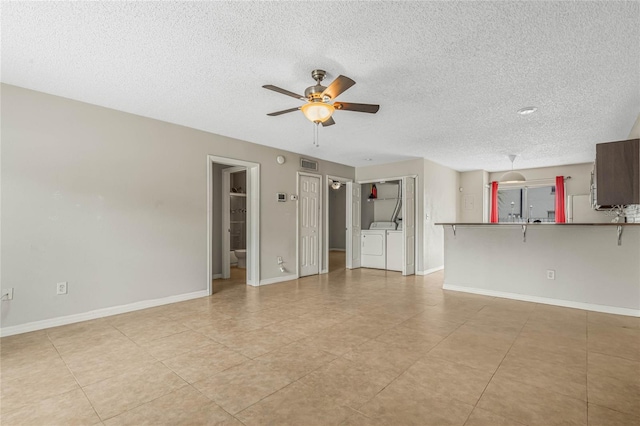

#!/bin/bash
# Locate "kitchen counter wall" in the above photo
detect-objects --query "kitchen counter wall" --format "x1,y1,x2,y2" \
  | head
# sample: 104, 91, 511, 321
440, 224, 640, 316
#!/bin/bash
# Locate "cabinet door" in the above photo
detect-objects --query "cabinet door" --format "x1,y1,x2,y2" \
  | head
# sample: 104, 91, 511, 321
596, 139, 639, 206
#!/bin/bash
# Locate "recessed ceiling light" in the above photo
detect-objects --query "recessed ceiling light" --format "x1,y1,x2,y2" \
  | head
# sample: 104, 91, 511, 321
517, 106, 538, 115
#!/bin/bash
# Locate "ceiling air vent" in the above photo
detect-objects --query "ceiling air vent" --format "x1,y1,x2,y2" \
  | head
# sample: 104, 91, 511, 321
300, 158, 319, 171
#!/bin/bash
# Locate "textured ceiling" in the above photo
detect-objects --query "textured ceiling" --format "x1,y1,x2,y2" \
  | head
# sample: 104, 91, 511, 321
2, 1, 638, 171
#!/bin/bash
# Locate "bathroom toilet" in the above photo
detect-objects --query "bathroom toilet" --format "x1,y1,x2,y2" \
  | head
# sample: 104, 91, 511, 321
234, 249, 246, 269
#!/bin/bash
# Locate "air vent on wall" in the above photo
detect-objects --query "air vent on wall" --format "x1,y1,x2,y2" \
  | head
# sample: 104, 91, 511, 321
300, 158, 319, 171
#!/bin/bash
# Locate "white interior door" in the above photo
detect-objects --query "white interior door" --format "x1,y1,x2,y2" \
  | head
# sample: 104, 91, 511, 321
346, 182, 361, 269
402, 177, 416, 276
299, 174, 321, 277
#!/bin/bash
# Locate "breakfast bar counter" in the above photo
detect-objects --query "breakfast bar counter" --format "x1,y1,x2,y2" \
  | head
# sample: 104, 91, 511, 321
435, 223, 640, 316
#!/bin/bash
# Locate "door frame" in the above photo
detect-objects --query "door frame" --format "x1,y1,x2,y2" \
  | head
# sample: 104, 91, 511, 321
207, 155, 260, 292
356, 175, 419, 276
323, 175, 352, 273
222, 166, 247, 279
296, 171, 323, 278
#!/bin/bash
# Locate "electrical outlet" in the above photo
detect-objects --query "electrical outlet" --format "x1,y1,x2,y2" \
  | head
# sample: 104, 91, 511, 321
1, 288, 14, 300
277, 256, 283, 264
57, 282, 68, 295
546, 270, 555, 280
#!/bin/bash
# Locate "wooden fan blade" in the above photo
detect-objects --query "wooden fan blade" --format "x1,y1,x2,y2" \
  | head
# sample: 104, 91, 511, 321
321, 116, 336, 127
262, 85, 306, 101
334, 102, 379, 114
267, 107, 300, 116
322, 75, 355, 100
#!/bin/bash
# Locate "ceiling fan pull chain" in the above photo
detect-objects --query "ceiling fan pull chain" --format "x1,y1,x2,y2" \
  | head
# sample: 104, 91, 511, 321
314, 122, 320, 147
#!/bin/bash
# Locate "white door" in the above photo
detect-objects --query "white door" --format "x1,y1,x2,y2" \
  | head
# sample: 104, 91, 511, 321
402, 177, 416, 275
299, 175, 321, 277
346, 182, 361, 269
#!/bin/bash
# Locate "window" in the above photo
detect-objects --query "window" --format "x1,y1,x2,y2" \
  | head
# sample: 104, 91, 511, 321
497, 185, 556, 223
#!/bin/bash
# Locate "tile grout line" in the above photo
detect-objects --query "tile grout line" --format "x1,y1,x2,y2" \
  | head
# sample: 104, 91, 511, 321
45, 331, 102, 423
460, 304, 536, 425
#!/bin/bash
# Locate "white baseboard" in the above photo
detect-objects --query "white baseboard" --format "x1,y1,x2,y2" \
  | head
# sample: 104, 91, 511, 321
259, 274, 298, 286
211, 274, 222, 280
417, 266, 444, 276
443, 283, 640, 317
0, 290, 209, 337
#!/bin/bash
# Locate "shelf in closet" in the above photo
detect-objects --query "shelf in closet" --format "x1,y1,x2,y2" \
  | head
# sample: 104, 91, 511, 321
230, 193, 247, 197
366, 197, 399, 202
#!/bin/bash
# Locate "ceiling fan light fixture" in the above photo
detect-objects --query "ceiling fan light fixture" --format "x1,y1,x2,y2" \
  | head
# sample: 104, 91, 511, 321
301, 102, 334, 123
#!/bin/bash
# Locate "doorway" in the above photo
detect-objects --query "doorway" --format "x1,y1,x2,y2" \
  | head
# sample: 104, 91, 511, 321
324, 175, 351, 273
222, 167, 247, 284
207, 155, 260, 293
354, 176, 417, 276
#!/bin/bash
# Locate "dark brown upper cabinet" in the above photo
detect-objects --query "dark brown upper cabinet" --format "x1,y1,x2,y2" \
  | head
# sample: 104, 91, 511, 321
596, 138, 640, 207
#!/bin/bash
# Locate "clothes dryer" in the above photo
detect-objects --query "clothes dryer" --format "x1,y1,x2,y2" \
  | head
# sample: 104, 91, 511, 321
361, 222, 396, 269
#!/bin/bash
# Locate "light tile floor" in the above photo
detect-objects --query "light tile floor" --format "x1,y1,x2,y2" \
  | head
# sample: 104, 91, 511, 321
1, 256, 639, 425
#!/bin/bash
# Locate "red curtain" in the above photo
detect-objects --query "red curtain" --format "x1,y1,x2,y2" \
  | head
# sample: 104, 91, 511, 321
555, 176, 566, 223
490, 181, 499, 223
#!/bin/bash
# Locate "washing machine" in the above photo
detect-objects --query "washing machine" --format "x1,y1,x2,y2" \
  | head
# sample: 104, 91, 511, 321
361, 222, 397, 269
386, 222, 403, 271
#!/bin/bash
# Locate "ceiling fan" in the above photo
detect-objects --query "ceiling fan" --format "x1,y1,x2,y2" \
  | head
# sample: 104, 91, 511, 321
262, 69, 380, 127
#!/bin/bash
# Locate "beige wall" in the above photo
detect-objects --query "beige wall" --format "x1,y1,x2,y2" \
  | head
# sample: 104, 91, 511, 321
444, 225, 640, 314
629, 114, 640, 139
459, 170, 488, 223
423, 158, 460, 270
489, 163, 595, 196
1, 84, 354, 328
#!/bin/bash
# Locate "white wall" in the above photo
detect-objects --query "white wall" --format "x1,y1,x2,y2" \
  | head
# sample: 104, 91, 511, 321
443, 225, 640, 315
1, 84, 354, 329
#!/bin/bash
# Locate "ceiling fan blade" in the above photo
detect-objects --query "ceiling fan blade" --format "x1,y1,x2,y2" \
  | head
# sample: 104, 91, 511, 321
334, 102, 380, 114
322, 75, 355, 100
321, 116, 335, 127
262, 85, 306, 101
267, 107, 300, 116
